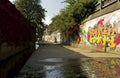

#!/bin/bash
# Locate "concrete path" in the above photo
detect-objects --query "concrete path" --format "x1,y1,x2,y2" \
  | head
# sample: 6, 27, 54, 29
15, 44, 88, 78
14, 44, 120, 78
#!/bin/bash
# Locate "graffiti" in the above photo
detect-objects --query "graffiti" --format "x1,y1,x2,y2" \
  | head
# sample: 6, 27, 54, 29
80, 9, 120, 50
81, 27, 86, 44
88, 21, 117, 50
82, 58, 120, 78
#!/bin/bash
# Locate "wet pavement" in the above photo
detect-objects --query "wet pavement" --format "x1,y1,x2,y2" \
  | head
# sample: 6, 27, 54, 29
14, 44, 120, 78
15, 58, 87, 78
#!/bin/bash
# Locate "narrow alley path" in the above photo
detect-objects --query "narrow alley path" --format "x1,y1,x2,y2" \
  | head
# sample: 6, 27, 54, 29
15, 44, 120, 78
15, 44, 88, 78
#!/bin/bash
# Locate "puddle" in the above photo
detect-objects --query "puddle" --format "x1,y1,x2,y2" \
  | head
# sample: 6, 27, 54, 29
39, 58, 64, 63
43, 65, 63, 78
39, 58, 80, 63
15, 58, 120, 78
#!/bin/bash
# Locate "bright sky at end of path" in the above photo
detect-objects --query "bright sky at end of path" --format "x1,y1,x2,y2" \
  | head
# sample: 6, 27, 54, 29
41, 0, 67, 25
9, 0, 67, 25
9, 0, 14, 2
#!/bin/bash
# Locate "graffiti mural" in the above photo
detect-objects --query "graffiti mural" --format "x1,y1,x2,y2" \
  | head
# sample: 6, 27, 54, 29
80, 9, 120, 50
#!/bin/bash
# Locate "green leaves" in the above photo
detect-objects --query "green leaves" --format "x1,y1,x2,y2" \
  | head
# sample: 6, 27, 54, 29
48, 0, 98, 42
49, 0, 97, 31
66, 0, 97, 23
14, 0, 46, 38
15, 0, 45, 24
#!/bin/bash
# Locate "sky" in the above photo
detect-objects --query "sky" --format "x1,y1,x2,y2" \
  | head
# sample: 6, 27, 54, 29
41, 0, 66, 25
9, 0, 67, 25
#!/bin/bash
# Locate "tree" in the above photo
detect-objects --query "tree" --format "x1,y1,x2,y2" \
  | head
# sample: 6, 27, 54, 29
48, 0, 97, 43
14, 0, 46, 42
65, 0, 97, 23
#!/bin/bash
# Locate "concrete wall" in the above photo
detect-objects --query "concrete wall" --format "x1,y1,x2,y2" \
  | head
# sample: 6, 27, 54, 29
0, 45, 33, 78
88, 0, 120, 21
0, 1, 33, 77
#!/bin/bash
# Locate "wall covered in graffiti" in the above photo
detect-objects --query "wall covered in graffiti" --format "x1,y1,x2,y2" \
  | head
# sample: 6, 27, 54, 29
80, 9, 120, 50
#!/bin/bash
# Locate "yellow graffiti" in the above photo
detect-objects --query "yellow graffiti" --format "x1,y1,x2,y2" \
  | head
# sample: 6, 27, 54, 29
87, 21, 118, 50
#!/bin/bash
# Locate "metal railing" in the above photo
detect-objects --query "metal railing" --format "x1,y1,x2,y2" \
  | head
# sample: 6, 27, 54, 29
95, 0, 119, 11
95, 2, 101, 11
102, 0, 118, 8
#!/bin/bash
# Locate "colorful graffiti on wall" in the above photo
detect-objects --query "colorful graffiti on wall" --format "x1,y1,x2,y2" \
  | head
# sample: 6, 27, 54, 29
80, 9, 120, 50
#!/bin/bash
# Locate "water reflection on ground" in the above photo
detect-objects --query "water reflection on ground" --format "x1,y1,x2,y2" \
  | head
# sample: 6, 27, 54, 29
15, 58, 120, 78
82, 58, 120, 78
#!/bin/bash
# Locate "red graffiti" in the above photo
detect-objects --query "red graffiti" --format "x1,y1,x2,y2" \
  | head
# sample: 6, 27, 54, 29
97, 18, 104, 25
87, 32, 90, 42
114, 33, 120, 45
